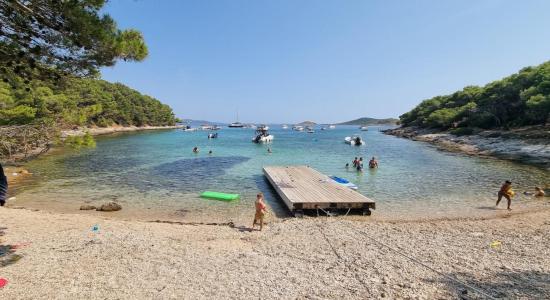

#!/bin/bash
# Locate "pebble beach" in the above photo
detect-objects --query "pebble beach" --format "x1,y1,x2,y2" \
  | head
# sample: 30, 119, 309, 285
1, 206, 549, 299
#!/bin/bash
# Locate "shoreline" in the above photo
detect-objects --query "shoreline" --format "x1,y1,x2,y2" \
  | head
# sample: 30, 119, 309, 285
1, 205, 548, 298
61, 124, 183, 137
383, 125, 550, 169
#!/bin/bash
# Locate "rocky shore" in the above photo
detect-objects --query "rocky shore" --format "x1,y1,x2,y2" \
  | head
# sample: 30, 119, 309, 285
384, 125, 550, 169
62, 124, 183, 137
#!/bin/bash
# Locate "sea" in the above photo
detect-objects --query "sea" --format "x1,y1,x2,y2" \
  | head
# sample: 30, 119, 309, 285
12, 125, 550, 222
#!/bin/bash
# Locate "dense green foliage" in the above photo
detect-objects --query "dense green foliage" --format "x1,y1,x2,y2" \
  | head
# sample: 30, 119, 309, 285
0, 76, 177, 127
0, 0, 147, 84
400, 61, 550, 129
338, 117, 399, 126
64, 132, 96, 149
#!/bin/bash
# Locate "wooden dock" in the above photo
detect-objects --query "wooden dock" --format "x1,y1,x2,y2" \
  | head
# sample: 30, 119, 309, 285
263, 165, 375, 216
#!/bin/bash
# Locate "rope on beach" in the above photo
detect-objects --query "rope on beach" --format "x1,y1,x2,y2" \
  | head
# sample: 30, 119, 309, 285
344, 223, 498, 300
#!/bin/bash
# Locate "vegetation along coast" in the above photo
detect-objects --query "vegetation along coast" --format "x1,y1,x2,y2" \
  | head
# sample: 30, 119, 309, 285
385, 61, 550, 169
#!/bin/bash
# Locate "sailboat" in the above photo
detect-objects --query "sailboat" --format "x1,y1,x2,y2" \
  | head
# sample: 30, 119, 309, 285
228, 111, 244, 128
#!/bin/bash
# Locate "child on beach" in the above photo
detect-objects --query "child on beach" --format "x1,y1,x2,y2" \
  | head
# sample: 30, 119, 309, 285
534, 187, 545, 197
496, 180, 514, 210
0, 164, 7, 206
252, 193, 267, 231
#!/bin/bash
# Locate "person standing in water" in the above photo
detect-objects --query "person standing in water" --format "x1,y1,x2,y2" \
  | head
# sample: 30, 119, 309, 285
356, 157, 364, 171
252, 193, 267, 231
352, 157, 358, 168
0, 163, 7, 207
369, 157, 379, 169
496, 180, 514, 210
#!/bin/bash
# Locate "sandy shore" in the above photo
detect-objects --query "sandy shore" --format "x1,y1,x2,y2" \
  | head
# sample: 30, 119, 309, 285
1, 207, 549, 299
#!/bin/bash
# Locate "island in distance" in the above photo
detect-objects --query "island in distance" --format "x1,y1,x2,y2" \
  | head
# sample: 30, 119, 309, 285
337, 117, 399, 126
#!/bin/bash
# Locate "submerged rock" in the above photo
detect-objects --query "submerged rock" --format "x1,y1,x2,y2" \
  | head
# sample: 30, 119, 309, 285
79, 205, 96, 211
96, 202, 122, 212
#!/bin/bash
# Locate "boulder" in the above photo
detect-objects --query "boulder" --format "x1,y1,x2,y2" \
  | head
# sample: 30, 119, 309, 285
97, 202, 122, 212
79, 205, 96, 210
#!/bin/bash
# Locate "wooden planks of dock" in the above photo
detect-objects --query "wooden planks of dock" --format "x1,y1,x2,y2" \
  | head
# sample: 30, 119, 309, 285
263, 165, 375, 216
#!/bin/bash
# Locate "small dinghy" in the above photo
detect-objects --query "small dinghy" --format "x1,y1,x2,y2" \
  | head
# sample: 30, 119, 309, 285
344, 135, 364, 146
329, 176, 358, 190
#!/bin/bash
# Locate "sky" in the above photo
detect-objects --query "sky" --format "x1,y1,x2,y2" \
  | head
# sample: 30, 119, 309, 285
101, 0, 550, 124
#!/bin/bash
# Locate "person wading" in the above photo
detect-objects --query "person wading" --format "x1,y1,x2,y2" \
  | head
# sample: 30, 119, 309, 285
496, 180, 514, 210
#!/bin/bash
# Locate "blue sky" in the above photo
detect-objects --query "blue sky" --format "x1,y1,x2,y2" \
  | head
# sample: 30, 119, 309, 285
101, 0, 550, 124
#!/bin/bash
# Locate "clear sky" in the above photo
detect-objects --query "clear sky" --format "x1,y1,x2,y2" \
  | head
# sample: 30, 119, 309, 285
100, 0, 550, 124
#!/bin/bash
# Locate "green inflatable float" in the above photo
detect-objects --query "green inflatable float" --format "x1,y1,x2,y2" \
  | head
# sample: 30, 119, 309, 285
200, 191, 240, 201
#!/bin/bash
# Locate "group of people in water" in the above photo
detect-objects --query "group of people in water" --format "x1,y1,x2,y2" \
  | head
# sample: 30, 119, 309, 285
346, 156, 378, 172
496, 180, 545, 210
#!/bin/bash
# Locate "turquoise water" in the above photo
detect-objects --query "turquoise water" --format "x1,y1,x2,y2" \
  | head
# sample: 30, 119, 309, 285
15, 126, 550, 221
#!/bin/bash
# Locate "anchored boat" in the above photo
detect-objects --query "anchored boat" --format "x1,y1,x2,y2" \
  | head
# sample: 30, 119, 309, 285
252, 126, 274, 143
345, 135, 364, 146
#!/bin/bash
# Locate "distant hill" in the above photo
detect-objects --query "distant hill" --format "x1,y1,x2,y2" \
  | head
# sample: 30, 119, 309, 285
338, 117, 399, 126
296, 121, 317, 126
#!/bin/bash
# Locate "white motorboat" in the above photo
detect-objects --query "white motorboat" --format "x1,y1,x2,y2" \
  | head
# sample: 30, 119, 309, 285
252, 128, 274, 143
208, 133, 218, 139
359, 126, 368, 131
281, 124, 289, 129
328, 125, 336, 129
258, 124, 269, 130
306, 126, 314, 133
345, 135, 364, 146
292, 125, 304, 131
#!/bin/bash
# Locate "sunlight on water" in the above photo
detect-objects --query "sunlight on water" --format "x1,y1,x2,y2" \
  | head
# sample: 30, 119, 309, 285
14, 126, 549, 221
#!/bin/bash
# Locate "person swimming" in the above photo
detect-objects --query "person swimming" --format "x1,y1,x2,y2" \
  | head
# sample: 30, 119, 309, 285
192, 147, 199, 153
352, 157, 358, 168
368, 156, 378, 169
496, 180, 514, 210
208, 150, 213, 155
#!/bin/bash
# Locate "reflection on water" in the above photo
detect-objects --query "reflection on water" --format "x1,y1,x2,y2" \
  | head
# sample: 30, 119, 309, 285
13, 126, 550, 222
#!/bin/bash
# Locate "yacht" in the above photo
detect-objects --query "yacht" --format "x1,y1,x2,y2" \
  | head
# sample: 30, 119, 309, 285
306, 126, 315, 133
228, 122, 244, 128
228, 111, 245, 128
292, 125, 304, 131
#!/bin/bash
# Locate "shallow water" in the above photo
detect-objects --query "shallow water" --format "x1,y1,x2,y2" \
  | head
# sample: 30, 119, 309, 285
13, 125, 550, 222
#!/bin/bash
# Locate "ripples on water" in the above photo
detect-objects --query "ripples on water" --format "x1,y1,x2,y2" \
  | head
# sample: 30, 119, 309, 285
15, 126, 549, 221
